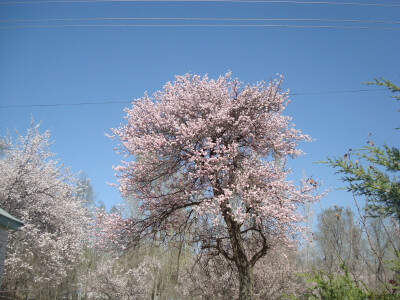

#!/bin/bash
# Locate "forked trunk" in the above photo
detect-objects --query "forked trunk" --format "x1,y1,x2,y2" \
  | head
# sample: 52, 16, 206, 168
218, 187, 255, 300
238, 263, 254, 300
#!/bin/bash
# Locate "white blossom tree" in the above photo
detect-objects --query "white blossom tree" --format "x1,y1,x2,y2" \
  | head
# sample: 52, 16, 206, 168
0, 122, 90, 297
80, 255, 159, 300
110, 73, 322, 300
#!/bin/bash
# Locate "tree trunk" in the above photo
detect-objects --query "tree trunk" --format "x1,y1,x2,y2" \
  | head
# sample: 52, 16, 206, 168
238, 264, 254, 300
215, 183, 255, 300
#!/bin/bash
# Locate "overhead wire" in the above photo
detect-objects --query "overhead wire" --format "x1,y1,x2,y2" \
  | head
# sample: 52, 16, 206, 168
0, 88, 389, 109
0, 100, 133, 109
1, 24, 399, 30
1, 0, 400, 8
0, 1, 397, 105
1, 17, 399, 25
1, 1, 399, 29
289, 88, 388, 96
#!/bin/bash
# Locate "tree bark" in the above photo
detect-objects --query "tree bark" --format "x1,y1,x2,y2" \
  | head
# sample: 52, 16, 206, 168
223, 209, 255, 300
214, 179, 256, 300
238, 263, 254, 300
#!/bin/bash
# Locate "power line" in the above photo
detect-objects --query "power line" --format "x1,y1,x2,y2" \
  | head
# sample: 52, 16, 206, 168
0, 100, 133, 109
1, 0, 400, 7
289, 88, 387, 96
1, 24, 400, 30
0, 88, 388, 109
1, 17, 399, 25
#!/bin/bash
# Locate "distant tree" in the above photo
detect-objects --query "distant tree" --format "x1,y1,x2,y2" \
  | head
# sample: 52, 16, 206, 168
323, 79, 400, 222
362, 216, 400, 287
110, 73, 321, 300
96, 199, 107, 211
76, 172, 96, 207
110, 204, 118, 214
313, 207, 362, 275
0, 122, 89, 298
312, 207, 400, 291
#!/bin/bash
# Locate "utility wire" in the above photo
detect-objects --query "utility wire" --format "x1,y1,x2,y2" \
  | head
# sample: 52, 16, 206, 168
1, 24, 400, 30
1, 17, 399, 25
289, 88, 387, 96
1, 0, 400, 8
0, 88, 388, 109
0, 100, 133, 109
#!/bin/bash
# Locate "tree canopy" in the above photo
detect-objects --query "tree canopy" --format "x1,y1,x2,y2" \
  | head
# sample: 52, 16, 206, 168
110, 73, 321, 299
0, 123, 90, 295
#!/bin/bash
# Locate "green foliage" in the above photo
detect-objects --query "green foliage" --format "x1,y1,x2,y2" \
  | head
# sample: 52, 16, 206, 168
300, 265, 371, 300
364, 77, 399, 126
323, 146, 400, 221
384, 250, 400, 294
288, 264, 399, 300
322, 79, 400, 222
364, 77, 400, 102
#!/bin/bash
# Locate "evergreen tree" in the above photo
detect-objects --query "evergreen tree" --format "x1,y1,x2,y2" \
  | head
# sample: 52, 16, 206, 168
323, 79, 400, 222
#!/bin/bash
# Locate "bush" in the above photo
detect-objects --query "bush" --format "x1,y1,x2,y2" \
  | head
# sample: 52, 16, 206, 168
288, 264, 399, 300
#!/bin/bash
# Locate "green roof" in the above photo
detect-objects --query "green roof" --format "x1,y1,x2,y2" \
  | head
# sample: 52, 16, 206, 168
0, 207, 23, 230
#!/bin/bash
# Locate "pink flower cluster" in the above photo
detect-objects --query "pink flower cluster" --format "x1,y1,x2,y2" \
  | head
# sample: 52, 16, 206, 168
110, 73, 321, 240
92, 206, 133, 252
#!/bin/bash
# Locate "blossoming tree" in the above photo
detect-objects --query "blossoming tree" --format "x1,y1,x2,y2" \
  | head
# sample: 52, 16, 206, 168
0, 123, 89, 297
111, 73, 321, 300
80, 254, 159, 300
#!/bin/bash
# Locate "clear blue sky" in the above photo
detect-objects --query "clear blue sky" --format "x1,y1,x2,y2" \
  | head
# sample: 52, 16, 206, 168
0, 0, 399, 216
